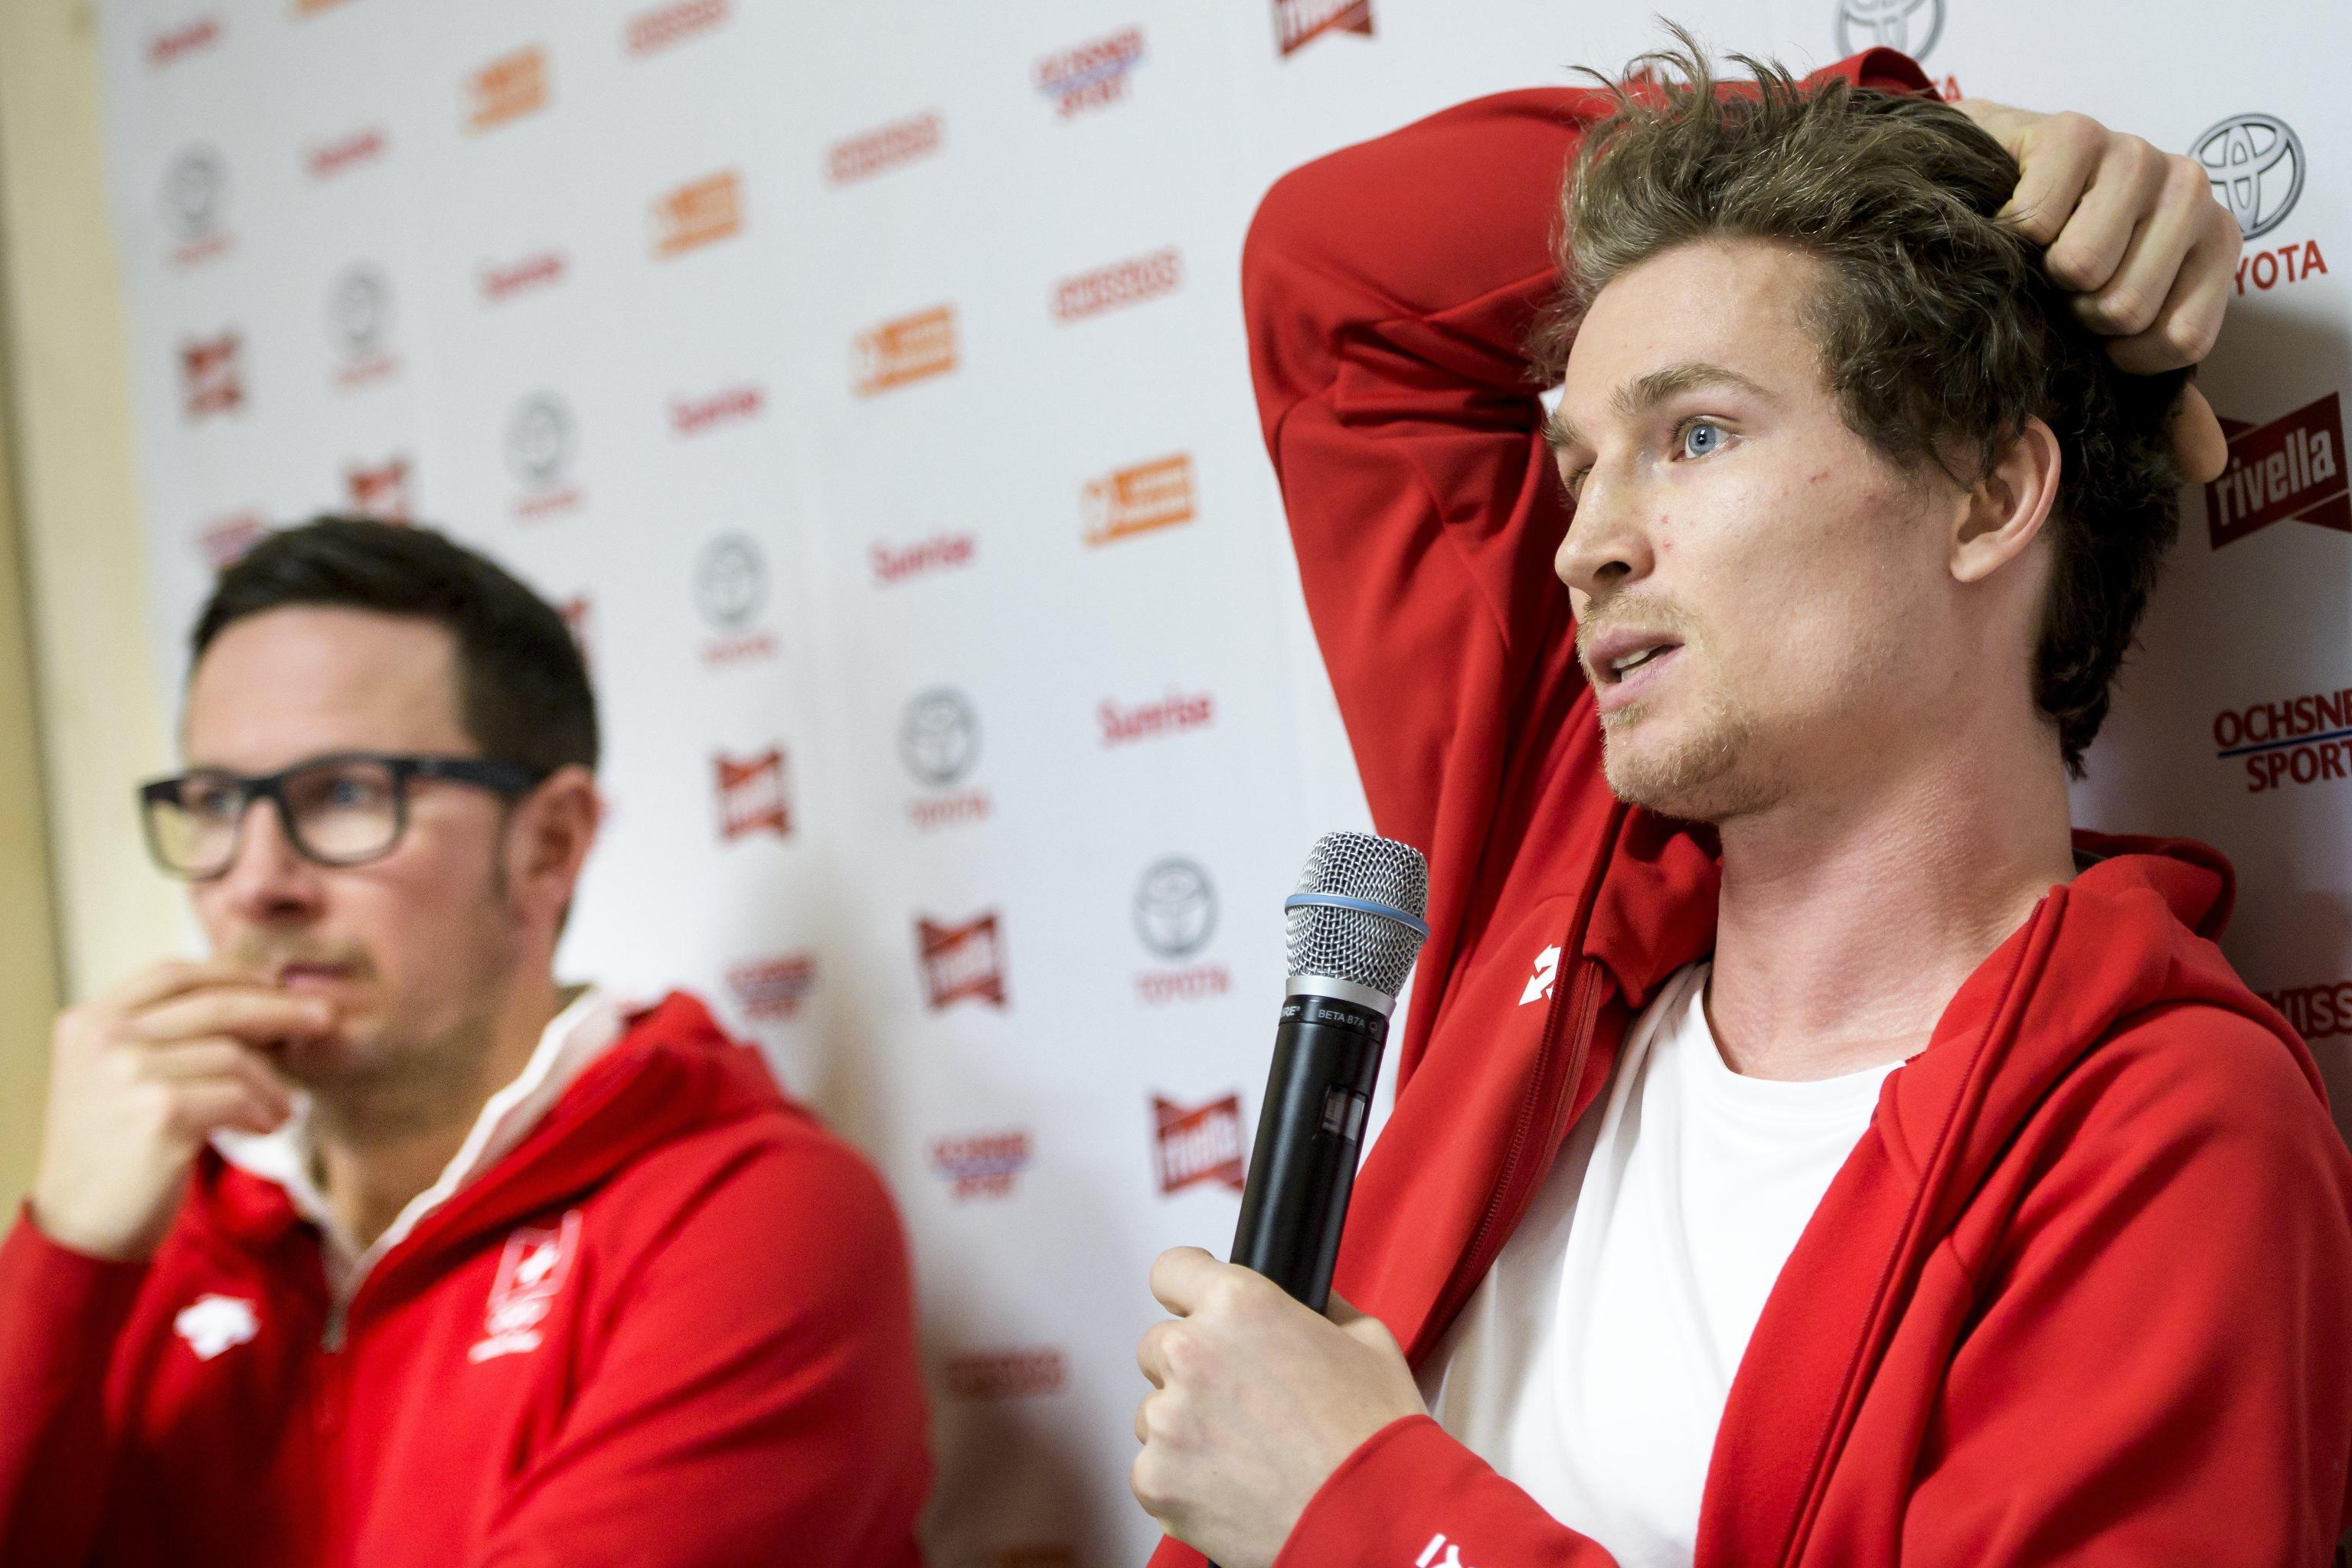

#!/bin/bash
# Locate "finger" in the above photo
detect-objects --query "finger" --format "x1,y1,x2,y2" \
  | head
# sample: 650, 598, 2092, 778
1147, 1246, 1222, 1316
139, 1038, 296, 1118
122, 988, 335, 1047
2044, 138, 2169, 296
101, 958, 266, 1014
2071, 157, 2226, 344
1136, 1321, 1174, 1389
1135, 1393, 1152, 1446
2104, 217, 2239, 374
163, 1080, 293, 1142
1998, 111, 2104, 247
2168, 384, 2231, 485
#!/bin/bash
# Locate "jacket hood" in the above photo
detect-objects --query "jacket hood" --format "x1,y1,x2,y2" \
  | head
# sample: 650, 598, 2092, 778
184, 991, 789, 1276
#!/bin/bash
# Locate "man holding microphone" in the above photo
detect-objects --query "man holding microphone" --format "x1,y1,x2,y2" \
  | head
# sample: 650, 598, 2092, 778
0, 518, 929, 1566
1135, 41, 2352, 1568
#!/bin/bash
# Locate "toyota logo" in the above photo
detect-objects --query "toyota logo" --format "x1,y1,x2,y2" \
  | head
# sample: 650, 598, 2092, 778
1135, 858, 1217, 961
1833, 0, 1943, 60
505, 393, 573, 488
900, 688, 980, 786
694, 533, 767, 630
159, 145, 227, 241
2191, 113, 2305, 241
327, 266, 392, 355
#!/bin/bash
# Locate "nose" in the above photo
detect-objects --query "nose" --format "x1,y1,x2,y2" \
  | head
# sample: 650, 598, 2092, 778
1552, 465, 1655, 608
202, 794, 326, 926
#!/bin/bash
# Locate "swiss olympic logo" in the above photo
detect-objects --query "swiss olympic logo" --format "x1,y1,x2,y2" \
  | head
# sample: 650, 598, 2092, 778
2191, 113, 2305, 241
1135, 857, 1217, 960
900, 688, 979, 786
1832, 0, 1943, 60
694, 533, 766, 629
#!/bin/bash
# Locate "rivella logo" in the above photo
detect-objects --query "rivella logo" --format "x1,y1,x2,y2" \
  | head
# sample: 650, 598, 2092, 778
160, 145, 230, 265
1153, 1094, 1245, 1194
670, 382, 764, 436
1083, 454, 1194, 547
466, 46, 548, 132
854, 305, 957, 396
917, 913, 1008, 1009
506, 392, 581, 520
2204, 392, 2345, 550
179, 332, 244, 420
714, 748, 792, 839
479, 250, 567, 303
828, 112, 942, 185
929, 1130, 1032, 1201
2213, 684, 2352, 794
1052, 247, 1182, 324
195, 511, 268, 570
652, 170, 743, 258
328, 265, 398, 389
727, 952, 816, 1021
1275, 0, 1373, 56
305, 125, 387, 180
1037, 28, 1143, 117
2194, 113, 2305, 242
1832, 0, 1944, 59
871, 531, 975, 585
344, 456, 413, 521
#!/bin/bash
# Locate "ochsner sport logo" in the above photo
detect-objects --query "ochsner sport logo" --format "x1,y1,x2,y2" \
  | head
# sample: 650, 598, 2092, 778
2213, 684, 2352, 793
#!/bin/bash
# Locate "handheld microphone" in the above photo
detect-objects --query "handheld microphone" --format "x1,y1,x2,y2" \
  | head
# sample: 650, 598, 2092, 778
1229, 831, 1430, 1312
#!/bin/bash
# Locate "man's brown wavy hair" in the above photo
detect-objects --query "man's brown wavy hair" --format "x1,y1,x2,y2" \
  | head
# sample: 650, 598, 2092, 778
1533, 37, 2187, 775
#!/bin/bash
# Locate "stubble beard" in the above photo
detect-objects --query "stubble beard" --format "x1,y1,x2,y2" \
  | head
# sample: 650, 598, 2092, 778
1599, 676, 1778, 823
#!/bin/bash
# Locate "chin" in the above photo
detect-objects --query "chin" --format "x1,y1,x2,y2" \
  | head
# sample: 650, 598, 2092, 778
1600, 707, 1774, 822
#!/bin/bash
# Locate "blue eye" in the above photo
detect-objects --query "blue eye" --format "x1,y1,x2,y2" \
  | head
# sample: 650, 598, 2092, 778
1679, 420, 1726, 459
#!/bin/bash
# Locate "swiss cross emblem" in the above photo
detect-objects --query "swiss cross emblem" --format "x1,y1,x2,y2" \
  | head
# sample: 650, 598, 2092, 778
468, 1210, 581, 1364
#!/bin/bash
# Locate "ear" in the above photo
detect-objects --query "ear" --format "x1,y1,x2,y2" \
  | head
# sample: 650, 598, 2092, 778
1950, 416, 2063, 586
502, 765, 602, 931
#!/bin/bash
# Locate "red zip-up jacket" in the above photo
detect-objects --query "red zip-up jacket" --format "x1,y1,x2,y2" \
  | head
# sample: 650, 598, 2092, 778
1153, 51, 2352, 1567
0, 991, 929, 1567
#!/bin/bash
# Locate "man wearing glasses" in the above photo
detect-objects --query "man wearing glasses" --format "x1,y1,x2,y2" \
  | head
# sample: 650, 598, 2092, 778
0, 518, 929, 1567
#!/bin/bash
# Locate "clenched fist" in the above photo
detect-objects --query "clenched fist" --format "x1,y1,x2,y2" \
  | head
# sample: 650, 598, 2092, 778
30, 959, 333, 1262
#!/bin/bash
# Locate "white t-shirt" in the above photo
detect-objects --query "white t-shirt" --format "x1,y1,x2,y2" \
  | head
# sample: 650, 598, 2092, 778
1418, 962, 1900, 1567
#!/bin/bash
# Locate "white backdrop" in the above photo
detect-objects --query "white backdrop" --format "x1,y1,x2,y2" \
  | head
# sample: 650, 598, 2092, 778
98, 2, 2349, 1562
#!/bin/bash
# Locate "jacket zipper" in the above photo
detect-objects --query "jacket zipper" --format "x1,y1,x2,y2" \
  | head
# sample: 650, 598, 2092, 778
1413, 807, 1622, 1361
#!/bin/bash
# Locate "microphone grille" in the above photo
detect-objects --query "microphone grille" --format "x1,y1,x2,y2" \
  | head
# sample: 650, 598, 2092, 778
1285, 831, 1430, 1000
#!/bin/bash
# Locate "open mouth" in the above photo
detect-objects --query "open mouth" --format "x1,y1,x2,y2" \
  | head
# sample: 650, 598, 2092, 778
1605, 644, 1677, 681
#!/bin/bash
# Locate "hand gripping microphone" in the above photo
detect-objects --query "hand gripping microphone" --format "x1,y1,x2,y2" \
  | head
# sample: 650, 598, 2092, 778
1229, 831, 1430, 1313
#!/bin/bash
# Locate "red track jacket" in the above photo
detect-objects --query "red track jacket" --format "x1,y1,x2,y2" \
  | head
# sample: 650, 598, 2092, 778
0, 991, 929, 1567
1155, 51, 2352, 1567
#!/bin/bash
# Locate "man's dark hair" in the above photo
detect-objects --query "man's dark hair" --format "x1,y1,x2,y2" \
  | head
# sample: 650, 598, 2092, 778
192, 517, 598, 776
1534, 38, 2188, 774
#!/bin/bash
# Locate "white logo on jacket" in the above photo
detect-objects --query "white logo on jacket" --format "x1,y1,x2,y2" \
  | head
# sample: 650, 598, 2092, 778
468, 1210, 583, 1363
1415, 1534, 1475, 1568
174, 1294, 260, 1361
1519, 944, 1561, 1006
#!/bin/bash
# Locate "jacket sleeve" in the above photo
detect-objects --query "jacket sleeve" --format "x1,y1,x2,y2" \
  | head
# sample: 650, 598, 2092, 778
1898, 1015, 2352, 1565
469, 1135, 929, 1568
0, 1208, 150, 1568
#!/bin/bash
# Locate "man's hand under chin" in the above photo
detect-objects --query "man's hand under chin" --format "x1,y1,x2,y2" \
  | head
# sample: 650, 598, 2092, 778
1957, 98, 2243, 482
1132, 1246, 1426, 1568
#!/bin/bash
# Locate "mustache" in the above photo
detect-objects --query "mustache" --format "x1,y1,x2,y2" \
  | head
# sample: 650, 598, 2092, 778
1575, 597, 1702, 662
224, 934, 374, 981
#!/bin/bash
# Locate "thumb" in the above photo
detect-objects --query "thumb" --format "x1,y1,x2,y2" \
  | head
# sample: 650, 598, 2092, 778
2171, 383, 2230, 485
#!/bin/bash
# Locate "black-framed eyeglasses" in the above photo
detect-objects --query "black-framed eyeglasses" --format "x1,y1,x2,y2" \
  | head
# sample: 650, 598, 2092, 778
138, 752, 550, 881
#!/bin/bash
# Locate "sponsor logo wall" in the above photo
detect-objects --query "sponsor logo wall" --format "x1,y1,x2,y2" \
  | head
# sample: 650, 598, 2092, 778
96, 0, 2348, 1557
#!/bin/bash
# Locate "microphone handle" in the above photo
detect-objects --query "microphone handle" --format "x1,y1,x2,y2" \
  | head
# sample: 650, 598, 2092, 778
1228, 989, 1390, 1313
